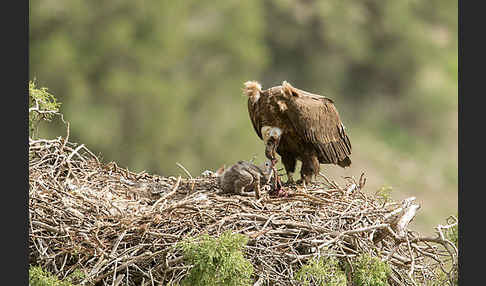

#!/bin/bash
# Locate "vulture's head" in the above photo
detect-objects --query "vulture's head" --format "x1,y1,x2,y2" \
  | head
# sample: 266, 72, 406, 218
243, 81, 262, 104
262, 126, 282, 165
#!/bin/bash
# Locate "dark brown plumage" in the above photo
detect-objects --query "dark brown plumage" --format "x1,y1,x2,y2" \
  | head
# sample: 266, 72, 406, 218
244, 80, 352, 184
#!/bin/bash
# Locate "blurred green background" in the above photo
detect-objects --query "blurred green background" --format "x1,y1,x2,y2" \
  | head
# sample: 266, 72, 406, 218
29, 0, 457, 235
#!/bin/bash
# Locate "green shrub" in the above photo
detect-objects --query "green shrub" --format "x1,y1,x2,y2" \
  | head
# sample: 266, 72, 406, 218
29, 266, 84, 286
29, 80, 61, 137
294, 256, 347, 286
352, 254, 391, 286
177, 230, 254, 286
375, 186, 393, 204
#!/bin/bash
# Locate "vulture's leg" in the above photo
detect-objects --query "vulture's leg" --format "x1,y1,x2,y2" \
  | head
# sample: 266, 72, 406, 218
281, 155, 296, 185
299, 155, 320, 185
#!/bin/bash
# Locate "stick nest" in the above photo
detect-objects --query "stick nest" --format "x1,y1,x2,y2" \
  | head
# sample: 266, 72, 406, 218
29, 135, 457, 286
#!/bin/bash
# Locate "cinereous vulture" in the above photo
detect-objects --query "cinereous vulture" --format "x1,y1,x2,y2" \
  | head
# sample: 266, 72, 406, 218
244, 80, 352, 184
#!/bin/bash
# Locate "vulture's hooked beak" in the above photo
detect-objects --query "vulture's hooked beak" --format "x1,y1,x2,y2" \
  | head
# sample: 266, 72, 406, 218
262, 126, 282, 167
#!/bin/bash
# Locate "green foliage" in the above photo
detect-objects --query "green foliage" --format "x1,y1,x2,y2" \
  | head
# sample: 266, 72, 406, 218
29, 80, 61, 138
375, 186, 393, 204
66, 269, 85, 284
352, 254, 391, 286
29, 266, 84, 286
29, 0, 267, 174
294, 257, 347, 286
177, 230, 253, 286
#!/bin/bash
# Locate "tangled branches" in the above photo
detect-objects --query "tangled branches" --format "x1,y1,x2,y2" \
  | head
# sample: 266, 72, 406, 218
29, 135, 457, 286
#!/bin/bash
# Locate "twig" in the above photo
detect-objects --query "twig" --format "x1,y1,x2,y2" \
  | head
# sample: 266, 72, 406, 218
153, 176, 181, 208
176, 162, 193, 179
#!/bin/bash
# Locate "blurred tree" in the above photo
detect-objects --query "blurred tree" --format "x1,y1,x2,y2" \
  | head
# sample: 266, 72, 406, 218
29, 0, 457, 183
30, 0, 268, 175
261, 0, 456, 103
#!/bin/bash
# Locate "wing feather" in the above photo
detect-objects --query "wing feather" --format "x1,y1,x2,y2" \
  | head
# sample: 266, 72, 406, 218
283, 84, 352, 164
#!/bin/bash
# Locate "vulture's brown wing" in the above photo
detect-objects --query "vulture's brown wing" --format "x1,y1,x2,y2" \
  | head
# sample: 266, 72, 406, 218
284, 89, 352, 164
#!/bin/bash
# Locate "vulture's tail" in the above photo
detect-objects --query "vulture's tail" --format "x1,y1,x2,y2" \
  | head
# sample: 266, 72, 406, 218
337, 157, 352, 168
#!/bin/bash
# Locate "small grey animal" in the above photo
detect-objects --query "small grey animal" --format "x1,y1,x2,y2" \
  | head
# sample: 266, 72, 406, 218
215, 160, 273, 199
